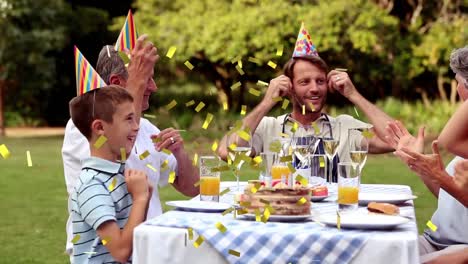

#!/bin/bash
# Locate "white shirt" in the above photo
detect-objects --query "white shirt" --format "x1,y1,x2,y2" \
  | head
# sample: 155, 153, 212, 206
424, 156, 468, 248
62, 118, 177, 254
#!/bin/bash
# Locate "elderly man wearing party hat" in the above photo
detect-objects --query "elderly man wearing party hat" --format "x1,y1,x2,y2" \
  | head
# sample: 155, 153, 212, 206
219, 23, 395, 182
62, 11, 200, 261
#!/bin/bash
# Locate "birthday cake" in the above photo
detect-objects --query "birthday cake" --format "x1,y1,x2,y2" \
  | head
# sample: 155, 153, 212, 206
240, 181, 311, 216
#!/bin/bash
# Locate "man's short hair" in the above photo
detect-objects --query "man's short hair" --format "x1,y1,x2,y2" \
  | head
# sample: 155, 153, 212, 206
283, 55, 329, 80
69, 85, 133, 139
96, 45, 128, 84
450, 46, 468, 88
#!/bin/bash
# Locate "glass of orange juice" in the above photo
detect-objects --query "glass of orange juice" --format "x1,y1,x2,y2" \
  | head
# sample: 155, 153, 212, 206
199, 156, 220, 202
337, 162, 360, 211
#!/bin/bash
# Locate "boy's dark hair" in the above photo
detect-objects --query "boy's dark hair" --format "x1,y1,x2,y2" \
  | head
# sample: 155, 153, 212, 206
283, 55, 329, 80
69, 85, 133, 139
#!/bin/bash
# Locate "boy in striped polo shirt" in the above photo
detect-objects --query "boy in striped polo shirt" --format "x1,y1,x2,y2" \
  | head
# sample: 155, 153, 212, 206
69, 85, 151, 263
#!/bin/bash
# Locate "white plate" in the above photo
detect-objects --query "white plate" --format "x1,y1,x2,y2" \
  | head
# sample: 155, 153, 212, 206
241, 214, 311, 222
311, 195, 329, 202
166, 200, 232, 213
358, 193, 417, 205
315, 212, 410, 230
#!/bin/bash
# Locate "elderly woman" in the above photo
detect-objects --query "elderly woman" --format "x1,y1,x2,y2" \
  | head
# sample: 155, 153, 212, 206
385, 46, 468, 264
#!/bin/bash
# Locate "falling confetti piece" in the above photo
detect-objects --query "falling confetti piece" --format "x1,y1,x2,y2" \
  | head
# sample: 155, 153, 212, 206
257, 80, 269, 86
220, 188, 230, 196
308, 102, 316, 112
215, 222, 227, 233
237, 60, 242, 68
193, 235, 204, 248
84, 252, 97, 255
335, 68, 348, 72
253, 156, 262, 164
185, 100, 195, 107
266, 204, 276, 214
276, 45, 284, 56
231, 81, 241, 90
267, 61, 277, 69
290, 122, 298, 133
236, 130, 251, 141
195, 102, 206, 112
71, 234, 81, 244
144, 114, 156, 119
248, 57, 261, 65
212, 165, 230, 172
202, 113, 214, 129
353, 107, 360, 118
184, 61, 194, 70
248, 88, 261, 97
231, 55, 241, 63
139, 150, 150, 160
228, 249, 241, 257
94, 135, 108, 149
120, 148, 126, 162
166, 46, 177, 58
108, 178, 117, 191
337, 211, 341, 230
297, 197, 307, 205
272, 96, 282, 102
279, 133, 290, 138
262, 207, 271, 222
194, 179, 204, 187
235, 65, 245, 75
255, 209, 261, 222
280, 155, 292, 162
312, 122, 320, 135
287, 163, 296, 174
168, 171, 176, 183
222, 101, 228, 111
211, 140, 219, 152
427, 220, 437, 232
187, 228, 193, 240
152, 137, 162, 143
251, 183, 261, 194
259, 198, 270, 205
281, 99, 290, 109
302, 105, 306, 115
102, 237, 110, 245
162, 149, 172, 155
0, 144, 10, 159
118, 51, 130, 65
241, 105, 247, 116
26, 150, 32, 167
165, 100, 178, 110
192, 153, 198, 166
236, 208, 248, 215
296, 175, 308, 186
362, 130, 375, 139
319, 156, 325, 168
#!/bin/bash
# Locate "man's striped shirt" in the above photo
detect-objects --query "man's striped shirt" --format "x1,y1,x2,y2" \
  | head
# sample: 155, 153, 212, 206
71, 157, 132, 263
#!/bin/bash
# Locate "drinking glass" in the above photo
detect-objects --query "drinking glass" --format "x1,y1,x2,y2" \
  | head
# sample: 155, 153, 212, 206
348, 128, 369, 177
322, 120, 341, 183
337, 162, 360, 211
226, 127, 252, 192
199, 156, 221, 202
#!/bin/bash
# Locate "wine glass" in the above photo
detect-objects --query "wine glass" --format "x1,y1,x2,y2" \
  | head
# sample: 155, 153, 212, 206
291, 128, 321, 168
322, 120, 341, 183
226, 126, 252, 192
348, 128, 369, 177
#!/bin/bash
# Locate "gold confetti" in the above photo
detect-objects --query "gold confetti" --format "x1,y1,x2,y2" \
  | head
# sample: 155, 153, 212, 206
312, 122, 320, 135
287, 163, 296, 174
168, 171, 176, 183
362, 130, 375, 139
71, 234, 80, 244
236, 130, 251, 141
144, 114, 156, 119
211, 165, 230, 172
296, 175, 308, 186
257, 80, 269, 86
162, 159, 169, 169
120, 148, 126, 162
253, 156, 262, 164
231, 55, 241, 63
276, 45, 284, 56
248, 88, 261, 97
255, 209, 261, 222
222, 101, 228, 111
152, 137, 162, 143
93, 135, 108, 149
263, 207, 271, 222
308, 102, 316, 112
202, 113, 214, 129
427, 220, 437, 232
118, 51, 130, 65
146, 163, 157, 172
162, 148, 172, 155
237, 60, 242, 68
272, 96, 282, 102
165, 100, 178, 110
280, 155, 292, 162
108, 178, 117, 191
240, 201, 251, 207
267, 61, 277, 69
290, 122, 298, 133
236, 208, 248, 215
184, 61, 194, 70
0, 144, 10, 159
251, 183, 261, 193
193, 235, 204, 248
26, 150, 32, 167
139, 150, 150, 160
195, 102, 206, 112
220, 188, 230, 196
265, 204, 276, 214
187, 227, 193, 240
337, 211, 341, 230
248, 57, 261, 65
228, 249, 241, 257
281, 99, 290, 109
241, 105, 247, 116
235, 65, 245, 75
353, 107, 360, 118
297, 197, 307, 205
319, 156, 325, 168
228, 143, 237, 151
269, 140, 282, 152
221, 207, 234, 216
194, 179, 204, 187
335, 68, 348, 72
215, 222, 227, 233
302, 105, 306, 115
259, 198, 270, 205
192, 153, 198, 166
84, 251, 97, 255
166, 46, 177, 58
102, 237, 110, 245
185, 100, 195, 107
231, 81, 241, 90
279, 133, 290, 138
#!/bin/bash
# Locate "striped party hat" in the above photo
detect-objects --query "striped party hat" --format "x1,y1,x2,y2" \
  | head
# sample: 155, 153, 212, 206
292, 22, 319, 58
114, 10, 138, 52
74, 46, 107, 96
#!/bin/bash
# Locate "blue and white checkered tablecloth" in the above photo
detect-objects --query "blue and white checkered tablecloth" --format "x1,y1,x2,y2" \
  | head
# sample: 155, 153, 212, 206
145, 210, 369, 264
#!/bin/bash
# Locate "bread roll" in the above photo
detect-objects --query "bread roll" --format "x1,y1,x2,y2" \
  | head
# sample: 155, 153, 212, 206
367, 202, 400, 215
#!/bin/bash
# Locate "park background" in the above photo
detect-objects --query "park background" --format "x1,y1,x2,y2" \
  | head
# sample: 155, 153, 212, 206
0, 0, 467, 263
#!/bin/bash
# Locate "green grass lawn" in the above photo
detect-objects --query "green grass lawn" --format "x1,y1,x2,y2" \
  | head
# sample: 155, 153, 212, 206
0, 136, 439, 263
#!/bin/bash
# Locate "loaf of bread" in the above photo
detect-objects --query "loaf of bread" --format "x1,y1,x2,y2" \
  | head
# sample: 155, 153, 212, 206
367, 202, 400, 215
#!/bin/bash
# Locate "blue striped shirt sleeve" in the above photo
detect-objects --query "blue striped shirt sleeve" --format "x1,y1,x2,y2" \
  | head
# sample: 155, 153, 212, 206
77, 180, 116, 229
